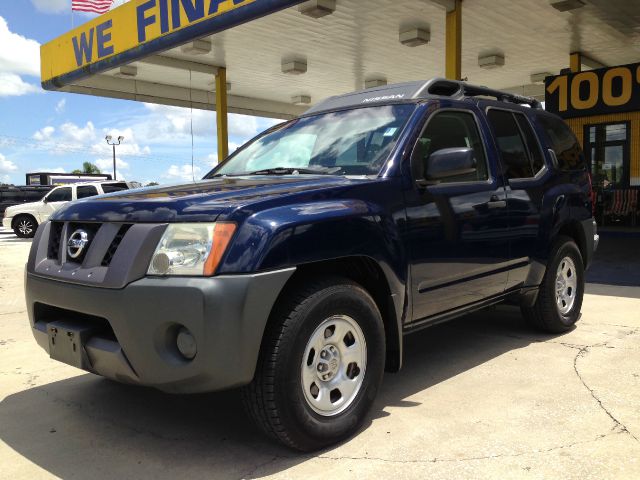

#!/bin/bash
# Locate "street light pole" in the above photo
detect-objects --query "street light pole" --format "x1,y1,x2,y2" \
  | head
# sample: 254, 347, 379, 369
105, 135, 124, 181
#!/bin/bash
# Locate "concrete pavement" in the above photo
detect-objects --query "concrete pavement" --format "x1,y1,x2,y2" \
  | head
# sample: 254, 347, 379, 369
0, 238, 639, 479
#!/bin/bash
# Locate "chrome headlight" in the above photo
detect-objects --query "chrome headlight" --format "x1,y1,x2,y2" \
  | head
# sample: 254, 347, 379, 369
147, 223, 236, 276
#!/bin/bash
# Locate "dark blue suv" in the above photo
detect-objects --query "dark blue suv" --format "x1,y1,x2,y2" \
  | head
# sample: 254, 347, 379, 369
25, 79, 598, 451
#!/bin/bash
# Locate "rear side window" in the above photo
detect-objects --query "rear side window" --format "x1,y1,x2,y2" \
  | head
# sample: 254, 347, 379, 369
487, 109, 546, 179
46, 187, 72, 202
538, 114, 585, 171
77, 185, 99, 199
515, 115, 545, 173
101, 182, 129, 193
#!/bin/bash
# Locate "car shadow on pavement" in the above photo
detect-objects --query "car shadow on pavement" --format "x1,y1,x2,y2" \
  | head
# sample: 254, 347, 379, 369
0, 306, 568, 479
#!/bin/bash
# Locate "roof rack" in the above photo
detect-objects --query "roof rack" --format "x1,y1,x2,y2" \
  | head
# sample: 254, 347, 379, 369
417, 78, 543, 109
305, 77, 543, 115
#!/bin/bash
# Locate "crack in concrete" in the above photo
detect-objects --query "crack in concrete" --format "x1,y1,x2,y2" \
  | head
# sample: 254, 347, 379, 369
572, 328, 640, 443
313, 432, 622, 465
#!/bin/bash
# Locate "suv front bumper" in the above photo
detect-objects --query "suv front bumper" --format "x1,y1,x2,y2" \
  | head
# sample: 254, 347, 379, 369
26, 268, 294, 393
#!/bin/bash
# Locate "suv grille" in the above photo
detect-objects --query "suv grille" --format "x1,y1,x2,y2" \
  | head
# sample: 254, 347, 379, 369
102, 224, 132, 266
46, 221, 133, 266
47, 222, 64, 260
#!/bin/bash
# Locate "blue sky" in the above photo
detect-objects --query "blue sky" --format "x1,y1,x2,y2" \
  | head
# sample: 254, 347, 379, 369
0, 0, 278, 185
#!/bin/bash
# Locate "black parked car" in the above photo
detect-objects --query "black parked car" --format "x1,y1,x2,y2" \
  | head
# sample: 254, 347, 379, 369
0, 185, 52, 218
24, 79, 598, 451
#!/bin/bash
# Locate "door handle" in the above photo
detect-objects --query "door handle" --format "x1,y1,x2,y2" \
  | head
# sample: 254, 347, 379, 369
487, 195, 506, 208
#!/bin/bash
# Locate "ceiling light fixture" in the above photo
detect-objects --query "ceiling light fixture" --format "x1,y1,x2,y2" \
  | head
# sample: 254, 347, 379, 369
292, 95, 312, 105
478, 54, 505, 69
180, 39, 212, 55
365, 78, 388, 89
399, 28, 430, 47
282, 60, 308, 75
550, 0, 585, 12
530, 72, 553, 84
115, 65, 138, 77
299, 0, 336, 18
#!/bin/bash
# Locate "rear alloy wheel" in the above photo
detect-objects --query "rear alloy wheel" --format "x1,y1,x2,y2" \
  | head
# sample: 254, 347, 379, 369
522, 236, 584, 333
243, 277, 385, 451
13, 215, 38, 239
555, 256, 578, 315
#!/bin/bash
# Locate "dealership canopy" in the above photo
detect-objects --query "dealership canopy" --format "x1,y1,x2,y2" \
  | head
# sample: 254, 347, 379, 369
40, 0, 640, 161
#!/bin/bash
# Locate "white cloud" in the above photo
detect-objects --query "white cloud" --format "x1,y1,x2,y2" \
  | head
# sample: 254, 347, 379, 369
164, 164, 201, 182
30, 0, 70, 14
0, 153, 18, 174
0, 152, 18, 183
206, 153, 218, 165
33, 126, 55, 141
93, 127, 151, 158
35, 166, 65, 173
95, 157, 130, 172
0, 17, 40, 76
55, 99, 66, 114
0, 17, 40, 97
0, 73, 40, 97
229, 115, 260, 138
59, 121, 97, 143
141, 104, 273, 141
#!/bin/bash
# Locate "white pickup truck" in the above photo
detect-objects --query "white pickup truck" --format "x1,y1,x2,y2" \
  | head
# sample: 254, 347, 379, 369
2, 181, 134, 238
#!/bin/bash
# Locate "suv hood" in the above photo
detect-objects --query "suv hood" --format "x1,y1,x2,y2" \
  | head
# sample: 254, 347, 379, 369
52, 176, 374, 223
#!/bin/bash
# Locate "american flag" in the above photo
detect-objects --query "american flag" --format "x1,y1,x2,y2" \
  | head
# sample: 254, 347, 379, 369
72, 0, 115, 14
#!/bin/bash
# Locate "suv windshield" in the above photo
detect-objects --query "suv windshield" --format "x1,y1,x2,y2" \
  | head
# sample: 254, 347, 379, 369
206, 104, 415, 178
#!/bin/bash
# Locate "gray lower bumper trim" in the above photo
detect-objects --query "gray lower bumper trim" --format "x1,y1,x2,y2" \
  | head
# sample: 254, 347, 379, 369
26, 268, 295, 393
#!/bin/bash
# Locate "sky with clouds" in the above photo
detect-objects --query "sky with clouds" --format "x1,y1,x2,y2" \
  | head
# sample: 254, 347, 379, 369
0, 0, 279, 185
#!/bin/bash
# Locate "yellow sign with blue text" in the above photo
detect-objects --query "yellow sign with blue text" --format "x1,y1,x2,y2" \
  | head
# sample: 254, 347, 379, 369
40, 0, 304, 89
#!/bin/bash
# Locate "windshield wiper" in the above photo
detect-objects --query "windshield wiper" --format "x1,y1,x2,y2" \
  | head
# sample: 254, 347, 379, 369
243, 167, 341, 176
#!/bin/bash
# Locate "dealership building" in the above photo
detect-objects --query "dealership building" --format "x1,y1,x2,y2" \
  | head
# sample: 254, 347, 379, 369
40, 0, 640, 226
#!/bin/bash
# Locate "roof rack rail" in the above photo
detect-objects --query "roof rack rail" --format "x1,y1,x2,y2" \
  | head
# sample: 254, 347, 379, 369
419, 78, 543, 109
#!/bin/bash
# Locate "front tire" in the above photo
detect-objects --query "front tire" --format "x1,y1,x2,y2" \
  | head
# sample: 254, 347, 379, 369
242, 276, 385, 451
13, 215, 38, 238
522, 236, 584, 333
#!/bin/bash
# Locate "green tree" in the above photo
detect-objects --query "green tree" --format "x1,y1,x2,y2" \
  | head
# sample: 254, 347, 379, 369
146, 182, 159, 187
72, 162, 101, 174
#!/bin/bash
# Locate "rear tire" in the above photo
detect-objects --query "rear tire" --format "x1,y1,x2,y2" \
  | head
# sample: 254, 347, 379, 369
242, 276, 385, 452
13, 215, 38, 238
521, 236, 584, 333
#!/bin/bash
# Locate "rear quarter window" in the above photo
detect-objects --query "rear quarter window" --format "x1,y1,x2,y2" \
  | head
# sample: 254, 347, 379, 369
101, 182, 130, 193
538, 114, 585, 171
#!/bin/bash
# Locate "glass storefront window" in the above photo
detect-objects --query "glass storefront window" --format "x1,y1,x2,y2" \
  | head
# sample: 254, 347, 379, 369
605, 124, 627, 142
585, 122, 629, 189
600, 145, 624, 188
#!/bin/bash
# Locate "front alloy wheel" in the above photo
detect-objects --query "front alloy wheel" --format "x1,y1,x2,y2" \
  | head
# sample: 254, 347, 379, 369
301, 315, 367, 417
243, 276, 385, 451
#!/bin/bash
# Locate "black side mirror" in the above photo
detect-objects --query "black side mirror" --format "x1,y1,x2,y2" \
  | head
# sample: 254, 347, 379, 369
42, 196, 48, 203
419, 147, 477, 185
